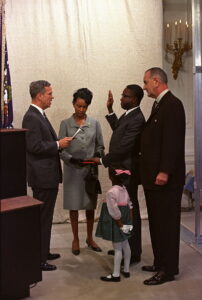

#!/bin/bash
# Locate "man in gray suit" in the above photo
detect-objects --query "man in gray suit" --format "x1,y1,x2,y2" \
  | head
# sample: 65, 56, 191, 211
90, 85, 145, 263
22, 80, 72, 271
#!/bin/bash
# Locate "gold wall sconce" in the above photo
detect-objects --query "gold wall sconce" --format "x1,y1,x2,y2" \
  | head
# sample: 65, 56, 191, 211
165, 20, 192, 79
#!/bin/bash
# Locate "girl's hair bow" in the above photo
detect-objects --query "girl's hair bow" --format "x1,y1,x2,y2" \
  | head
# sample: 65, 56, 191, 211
115, 169, 131, 176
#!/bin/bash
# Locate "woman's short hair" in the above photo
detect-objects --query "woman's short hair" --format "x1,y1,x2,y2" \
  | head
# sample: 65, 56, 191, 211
72, 88, 93, 105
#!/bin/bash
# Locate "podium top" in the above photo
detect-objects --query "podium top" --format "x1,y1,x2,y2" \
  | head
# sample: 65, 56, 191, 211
0, 128, 27, 133
0, 195, 43, 213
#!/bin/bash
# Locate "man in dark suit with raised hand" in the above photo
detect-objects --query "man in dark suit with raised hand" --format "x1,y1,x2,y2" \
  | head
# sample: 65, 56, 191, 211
22, 80, 72, 271
90, 85, 145, 264
140, 68, 186, 285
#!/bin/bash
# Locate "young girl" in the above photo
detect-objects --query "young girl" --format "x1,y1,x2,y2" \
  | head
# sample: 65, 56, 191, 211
96, 168, 133, 282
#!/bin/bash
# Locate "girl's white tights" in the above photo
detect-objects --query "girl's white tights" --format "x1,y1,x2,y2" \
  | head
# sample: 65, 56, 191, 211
112, 239, 131, 277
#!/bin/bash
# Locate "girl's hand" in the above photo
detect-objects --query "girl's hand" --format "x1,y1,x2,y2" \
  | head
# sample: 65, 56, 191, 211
121, 225, 133, 234
114, 219, 123, 228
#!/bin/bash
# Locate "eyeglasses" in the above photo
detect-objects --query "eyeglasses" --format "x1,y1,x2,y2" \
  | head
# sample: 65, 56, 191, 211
121, 94, 133, 98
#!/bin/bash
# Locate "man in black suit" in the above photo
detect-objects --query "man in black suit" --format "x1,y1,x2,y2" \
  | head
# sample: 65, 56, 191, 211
140, 68, 186, 285
22, 80, 72, 271
90, 85, 145, 263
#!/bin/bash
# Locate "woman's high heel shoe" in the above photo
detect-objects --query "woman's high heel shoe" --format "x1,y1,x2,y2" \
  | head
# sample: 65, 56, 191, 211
72, 241, 80, 255
86, 239, 102, 252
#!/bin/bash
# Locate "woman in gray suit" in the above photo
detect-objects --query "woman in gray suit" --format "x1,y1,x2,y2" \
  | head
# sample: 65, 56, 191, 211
59, 88, 104, 255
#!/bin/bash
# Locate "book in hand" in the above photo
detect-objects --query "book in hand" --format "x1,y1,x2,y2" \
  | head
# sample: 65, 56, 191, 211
79, 161, 97, 166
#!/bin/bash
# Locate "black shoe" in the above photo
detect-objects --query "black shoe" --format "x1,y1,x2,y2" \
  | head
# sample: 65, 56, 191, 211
100, 274, 120, 282
47, 253, 61, 260
143, 271, 175, 285
72, 241, 80, 255
72, 249, 80, 255
41, 262, 57, 271
142, 265, 160, 272
86, 240, 102, 252
121, 271, 130, 278
107, 249, 115, 256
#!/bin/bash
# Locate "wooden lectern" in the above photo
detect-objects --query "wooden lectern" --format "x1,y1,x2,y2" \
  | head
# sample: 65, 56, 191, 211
0, 196, 43, 299
0, 129, 27, 199
0, 129, 43, 299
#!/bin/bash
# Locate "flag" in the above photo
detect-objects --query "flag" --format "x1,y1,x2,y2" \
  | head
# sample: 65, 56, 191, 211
0, 0, 13, 128
0, 0, 4, 128
2, 41, 13, 128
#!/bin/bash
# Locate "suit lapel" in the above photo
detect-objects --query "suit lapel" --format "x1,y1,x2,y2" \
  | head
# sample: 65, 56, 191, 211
116, 112, 126, 126
147, 103, 160, 121
146, 92, 170, 123
29, 106, 57, 140
116, 108, 140, 127
43, 113, 57, 140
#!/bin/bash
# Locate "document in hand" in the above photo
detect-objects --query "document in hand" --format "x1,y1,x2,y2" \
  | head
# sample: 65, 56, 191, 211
72, 127, 84, 138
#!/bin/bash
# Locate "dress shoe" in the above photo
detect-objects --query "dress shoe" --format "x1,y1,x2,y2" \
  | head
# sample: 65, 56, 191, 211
41, 262, 57, 271
47, 253, 61, 260
121, 271, 130, 278
72, 248, 80, 255
100, 274, 120, 282
143, 271, 175, 285
72, 240, 80, 255
142, 265, 160, 272
107, 249, 115, 256
86, 240, 102, 252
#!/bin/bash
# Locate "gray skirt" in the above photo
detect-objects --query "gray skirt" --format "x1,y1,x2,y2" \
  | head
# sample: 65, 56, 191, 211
63, 163, 98, 210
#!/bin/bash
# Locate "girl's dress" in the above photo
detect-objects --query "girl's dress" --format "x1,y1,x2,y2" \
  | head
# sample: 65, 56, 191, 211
96, 185, 132, 243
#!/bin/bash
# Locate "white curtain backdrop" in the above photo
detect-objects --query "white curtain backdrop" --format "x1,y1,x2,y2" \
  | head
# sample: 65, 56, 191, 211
5, 0, 163, 222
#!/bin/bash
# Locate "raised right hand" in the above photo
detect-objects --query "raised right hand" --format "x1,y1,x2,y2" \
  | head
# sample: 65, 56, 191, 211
107, 90, 114, 113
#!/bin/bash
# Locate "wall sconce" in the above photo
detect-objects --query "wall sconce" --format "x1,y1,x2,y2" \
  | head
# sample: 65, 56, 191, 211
165, 20, 192, 79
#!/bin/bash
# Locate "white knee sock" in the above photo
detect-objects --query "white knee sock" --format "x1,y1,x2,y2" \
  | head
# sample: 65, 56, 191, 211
112, 242, 123, 277
122, 239, 131, 273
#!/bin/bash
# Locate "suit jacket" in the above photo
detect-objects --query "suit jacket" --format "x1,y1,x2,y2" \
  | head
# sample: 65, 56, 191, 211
102, 107, 145, 175
140, 91, 186, 190
22, 105, 62, 189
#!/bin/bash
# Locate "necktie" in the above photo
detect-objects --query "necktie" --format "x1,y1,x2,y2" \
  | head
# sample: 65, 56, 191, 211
43, 112, 51, 126
151, 100, 158, 114
43, 112, 48, 119
43, 112, 56, 139
43, 112, 53, 125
